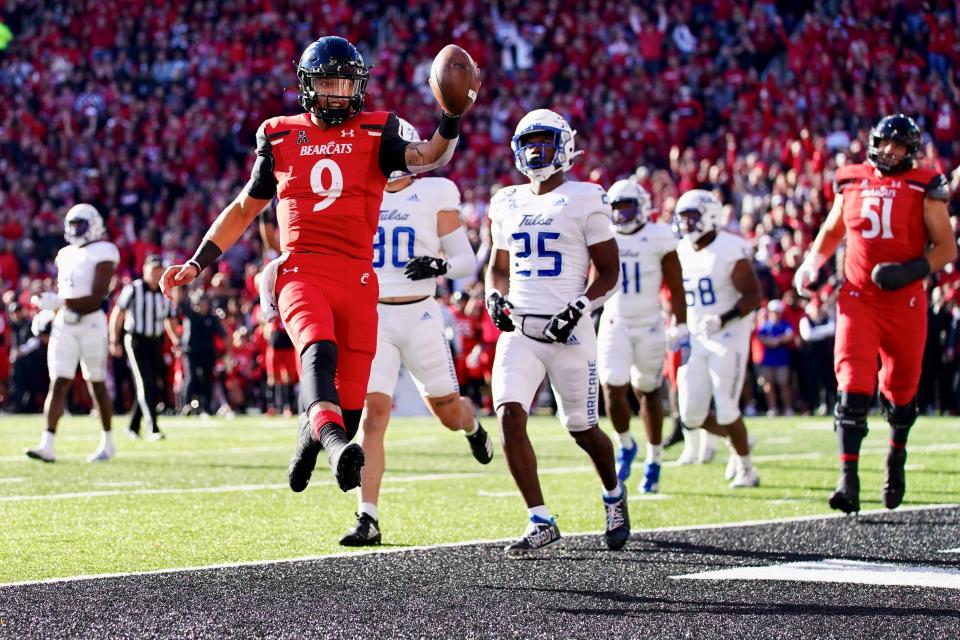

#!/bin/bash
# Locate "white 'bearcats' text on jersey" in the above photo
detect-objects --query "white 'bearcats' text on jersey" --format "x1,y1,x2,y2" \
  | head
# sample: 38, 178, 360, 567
375, 177, 460, 298
677, 231, 753, 334
55, 241, 120, 299
490, 181, 614, 316
605, 222, 677, 320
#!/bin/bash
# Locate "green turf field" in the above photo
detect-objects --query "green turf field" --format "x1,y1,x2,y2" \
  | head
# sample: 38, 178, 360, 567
2, 413, 958, 584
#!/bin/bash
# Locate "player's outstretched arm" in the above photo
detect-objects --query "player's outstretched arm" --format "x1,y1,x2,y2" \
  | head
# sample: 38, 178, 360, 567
795, 194, 845, 292
404, 114, 463, 174
161, 192, 271, 299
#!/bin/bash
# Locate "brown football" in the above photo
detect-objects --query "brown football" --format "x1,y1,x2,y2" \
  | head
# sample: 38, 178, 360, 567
428, 44, 480, 116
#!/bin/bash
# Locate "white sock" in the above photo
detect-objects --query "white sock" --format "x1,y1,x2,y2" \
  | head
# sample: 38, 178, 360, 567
528, 505, 551, 521
601, 482, 623, 500
464, 416, 479, 437
617, 432, 634, 448
41, 431, 55, 450
646, 443, 663, 463
359, 502, 378, 520
101, 431, 114, 448
737, 454, 753, 471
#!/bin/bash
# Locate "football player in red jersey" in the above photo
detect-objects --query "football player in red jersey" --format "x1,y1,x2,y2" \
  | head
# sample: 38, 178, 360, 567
161, 36, 475, 494
795, 114, 957, 514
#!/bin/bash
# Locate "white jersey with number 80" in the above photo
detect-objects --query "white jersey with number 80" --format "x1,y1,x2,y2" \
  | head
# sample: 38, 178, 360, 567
375, 177, 461, 298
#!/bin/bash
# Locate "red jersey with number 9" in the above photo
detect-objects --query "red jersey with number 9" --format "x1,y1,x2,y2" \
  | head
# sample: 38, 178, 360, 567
834, 163, 944, 296
259, 111, 391, 261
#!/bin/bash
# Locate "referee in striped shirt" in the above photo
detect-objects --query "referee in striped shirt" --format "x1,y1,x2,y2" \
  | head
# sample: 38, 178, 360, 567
109, 255, 179, 440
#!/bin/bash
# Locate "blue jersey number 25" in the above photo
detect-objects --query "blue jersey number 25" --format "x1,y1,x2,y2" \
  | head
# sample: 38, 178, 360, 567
373, 226, 415, 269
512, 231, 562, 277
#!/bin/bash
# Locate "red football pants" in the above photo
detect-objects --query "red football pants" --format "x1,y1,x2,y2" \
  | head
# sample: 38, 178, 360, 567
834, 285, 926, 406
275, 253, 378, 410
266, 346, 300, 384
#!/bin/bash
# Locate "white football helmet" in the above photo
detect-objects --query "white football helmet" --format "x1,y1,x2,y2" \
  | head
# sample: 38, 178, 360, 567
64, 203, 105, 246
607, 179, 652, 234
674, 189, 721, 242
388, 117, 422, 182
510, 109, 582, 183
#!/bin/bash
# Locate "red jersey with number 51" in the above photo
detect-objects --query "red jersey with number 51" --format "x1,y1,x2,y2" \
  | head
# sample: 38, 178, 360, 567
254, 111, 392, 261
834, 163, 947, 296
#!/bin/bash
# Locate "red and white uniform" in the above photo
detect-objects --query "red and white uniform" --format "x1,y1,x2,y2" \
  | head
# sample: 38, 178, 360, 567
251, 111, 408, 409
833, 163, 947, 405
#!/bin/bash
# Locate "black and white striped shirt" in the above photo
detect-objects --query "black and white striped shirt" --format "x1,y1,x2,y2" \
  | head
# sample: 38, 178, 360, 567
117, 279, 175, 338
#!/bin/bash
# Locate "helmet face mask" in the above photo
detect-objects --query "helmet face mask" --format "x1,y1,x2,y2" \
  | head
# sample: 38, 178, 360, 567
64, 204, 105, 246
607, 179, 651, 233
673, 189, 721, 242
867, 114, 921, 175
297, 37, 369, 125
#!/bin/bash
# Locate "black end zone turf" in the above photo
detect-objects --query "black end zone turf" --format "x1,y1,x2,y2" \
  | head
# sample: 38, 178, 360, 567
2, 507, 959, 639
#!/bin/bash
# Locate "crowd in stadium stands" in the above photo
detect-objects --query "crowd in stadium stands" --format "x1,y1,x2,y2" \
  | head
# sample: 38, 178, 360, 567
1, 0, 960, 417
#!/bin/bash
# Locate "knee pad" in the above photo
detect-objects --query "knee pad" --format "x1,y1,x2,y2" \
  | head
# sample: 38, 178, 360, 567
342, 408, 362, 441
299, 340, 339, 411
834, 392, 871, 432
881, 395, 917, 430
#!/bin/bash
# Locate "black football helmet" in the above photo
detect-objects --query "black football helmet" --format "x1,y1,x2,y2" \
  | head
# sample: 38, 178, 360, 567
297, 36, 369, 125
867, 114, 921, 174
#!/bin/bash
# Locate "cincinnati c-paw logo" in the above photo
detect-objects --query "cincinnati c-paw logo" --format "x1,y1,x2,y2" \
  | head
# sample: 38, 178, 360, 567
360, 272, 370, 286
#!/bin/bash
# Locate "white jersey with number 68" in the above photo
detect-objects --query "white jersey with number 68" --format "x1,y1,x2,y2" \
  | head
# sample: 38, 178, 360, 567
676, 230, 753, 335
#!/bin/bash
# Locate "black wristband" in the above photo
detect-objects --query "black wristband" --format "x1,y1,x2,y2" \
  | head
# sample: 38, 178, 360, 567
189, 239, 223, 273
720, 307, 742, 327
438, 112, 461, 140
901, 257, 931, 282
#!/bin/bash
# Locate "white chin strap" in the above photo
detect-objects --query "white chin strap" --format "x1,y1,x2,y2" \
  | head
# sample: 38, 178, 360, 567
523, 164, 560, 185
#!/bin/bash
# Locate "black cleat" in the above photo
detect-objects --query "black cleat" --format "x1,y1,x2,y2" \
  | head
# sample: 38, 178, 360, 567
288, 414, 321, 493
828, 467, 861, 514
504, 517, 561, 558
328, 441, 365, 492
339, 512, 382, 546
466, 422, 494, 464
883, 447, 907, 510
603, 487, 630, 550
663, 417, 684, 449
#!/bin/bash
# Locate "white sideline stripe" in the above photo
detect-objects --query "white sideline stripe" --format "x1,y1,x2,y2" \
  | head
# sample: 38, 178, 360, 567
2, 502, 955, 590
673, 559, 960, 590
0, 477, 26, 484
0, 436, 444, 464
0, 465, 594, 503
940, 547, 960, 553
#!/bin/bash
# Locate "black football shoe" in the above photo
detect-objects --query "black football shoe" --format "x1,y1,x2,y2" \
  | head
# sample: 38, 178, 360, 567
504, 517, 561, 558
883, 447, 907, 510
828, 464, 861, 514
603, 487, 630, 550
288, 413, 322, 493
318, 423, 365, 492
466, 420, 494, 464
339, 513, 382, 546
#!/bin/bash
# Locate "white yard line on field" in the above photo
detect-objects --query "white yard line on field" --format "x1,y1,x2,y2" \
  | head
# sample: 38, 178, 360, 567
1, 502, 955, 589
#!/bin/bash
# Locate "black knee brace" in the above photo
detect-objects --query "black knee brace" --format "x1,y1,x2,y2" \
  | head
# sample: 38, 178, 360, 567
299, 341, 339, 412
881, 395, 918, 430
342, 409, 362, 441
834, 392, 871, 433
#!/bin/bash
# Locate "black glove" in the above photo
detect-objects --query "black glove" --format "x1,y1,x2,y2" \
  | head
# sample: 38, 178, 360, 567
871, 258, 930, 292
543, 296, 590, 344
485, 291, 515, 332
403, 256, 448, 281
